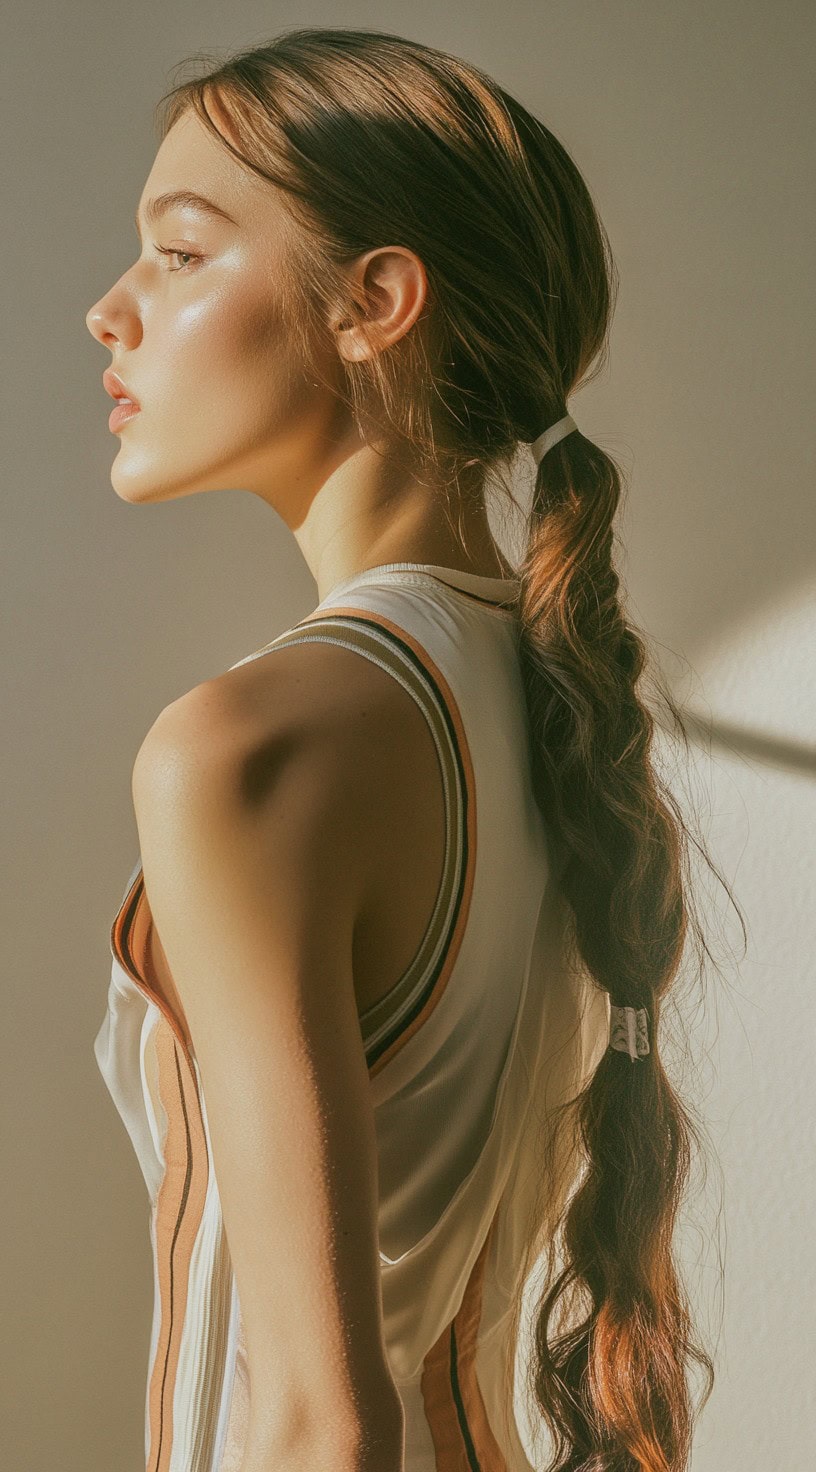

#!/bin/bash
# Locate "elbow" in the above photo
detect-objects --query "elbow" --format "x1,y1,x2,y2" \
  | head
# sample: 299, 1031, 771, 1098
247, 1382, 405, 1472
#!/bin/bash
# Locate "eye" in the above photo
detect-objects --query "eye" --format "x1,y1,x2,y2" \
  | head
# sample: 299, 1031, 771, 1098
154, 245, 201, 272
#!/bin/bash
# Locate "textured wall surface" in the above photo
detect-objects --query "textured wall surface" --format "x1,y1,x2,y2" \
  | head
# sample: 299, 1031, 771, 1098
3, 3, 812, 1468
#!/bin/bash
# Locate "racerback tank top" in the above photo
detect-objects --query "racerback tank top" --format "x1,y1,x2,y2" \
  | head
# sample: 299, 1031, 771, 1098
93, 560, 610, 1472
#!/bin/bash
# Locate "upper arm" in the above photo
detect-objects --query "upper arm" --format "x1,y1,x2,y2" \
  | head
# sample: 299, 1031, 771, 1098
131, 660, 407, 1461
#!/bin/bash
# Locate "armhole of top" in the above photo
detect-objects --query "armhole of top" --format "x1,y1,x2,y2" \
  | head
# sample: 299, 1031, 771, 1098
232, 606, 476, 1083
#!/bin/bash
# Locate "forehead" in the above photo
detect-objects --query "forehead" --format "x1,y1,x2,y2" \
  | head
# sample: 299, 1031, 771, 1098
139, 106, 276, 234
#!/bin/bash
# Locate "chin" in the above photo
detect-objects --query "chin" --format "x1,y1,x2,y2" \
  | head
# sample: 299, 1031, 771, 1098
110, 462, 220, 505
110, 473, 171, 505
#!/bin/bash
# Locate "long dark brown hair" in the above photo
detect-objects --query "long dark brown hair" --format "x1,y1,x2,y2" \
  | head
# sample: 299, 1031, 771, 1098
154, 27, 741, 1470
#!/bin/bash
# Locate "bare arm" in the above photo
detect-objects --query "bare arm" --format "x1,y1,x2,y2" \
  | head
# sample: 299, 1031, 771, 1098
132, 674, 405, 1472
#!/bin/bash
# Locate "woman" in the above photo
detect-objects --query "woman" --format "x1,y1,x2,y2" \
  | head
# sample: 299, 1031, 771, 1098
87, 26, 726, 1472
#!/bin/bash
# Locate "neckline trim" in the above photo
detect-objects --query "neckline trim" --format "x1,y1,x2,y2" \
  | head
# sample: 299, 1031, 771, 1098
318, 560, 521, 609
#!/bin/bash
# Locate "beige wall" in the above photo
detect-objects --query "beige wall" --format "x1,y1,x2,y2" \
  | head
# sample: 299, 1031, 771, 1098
3, 3, 813, 1468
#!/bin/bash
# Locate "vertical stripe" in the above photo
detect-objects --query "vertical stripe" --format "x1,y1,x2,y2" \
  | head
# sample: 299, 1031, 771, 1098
188, 1211, 234, 1470
145, 1021, 210, 1471
419, 1217, 507, 1471
217, 1299, 251, 1472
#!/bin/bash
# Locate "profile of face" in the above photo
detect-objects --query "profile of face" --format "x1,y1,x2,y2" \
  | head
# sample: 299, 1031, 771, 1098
85, 104, 349, 507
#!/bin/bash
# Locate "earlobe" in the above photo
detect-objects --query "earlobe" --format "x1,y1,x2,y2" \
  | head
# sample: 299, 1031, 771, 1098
335, 318, 384, 364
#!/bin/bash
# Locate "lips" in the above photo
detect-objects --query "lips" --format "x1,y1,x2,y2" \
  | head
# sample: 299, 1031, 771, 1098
103, 368, 140, 408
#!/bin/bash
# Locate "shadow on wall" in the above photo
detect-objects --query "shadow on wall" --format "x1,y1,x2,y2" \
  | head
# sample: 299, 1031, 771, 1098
685, 713, 816, 778
683, 577, 816, 778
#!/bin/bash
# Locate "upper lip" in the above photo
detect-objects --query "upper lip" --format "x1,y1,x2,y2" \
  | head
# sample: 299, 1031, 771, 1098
103, 368, 140, 406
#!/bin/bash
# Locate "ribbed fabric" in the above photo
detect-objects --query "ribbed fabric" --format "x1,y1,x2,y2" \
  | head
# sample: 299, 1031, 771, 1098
94, 561, 610, 1471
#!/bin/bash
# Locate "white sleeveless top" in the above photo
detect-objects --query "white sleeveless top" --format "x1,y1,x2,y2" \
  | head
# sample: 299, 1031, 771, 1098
93, 561, 610, 1472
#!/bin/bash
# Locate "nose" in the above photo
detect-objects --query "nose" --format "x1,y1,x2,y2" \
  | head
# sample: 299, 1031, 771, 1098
85, 281, 142, 351
85, 298, 114, 345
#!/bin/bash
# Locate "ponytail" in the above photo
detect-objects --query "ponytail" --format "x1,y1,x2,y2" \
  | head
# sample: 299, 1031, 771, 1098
514, 422, 721, 1469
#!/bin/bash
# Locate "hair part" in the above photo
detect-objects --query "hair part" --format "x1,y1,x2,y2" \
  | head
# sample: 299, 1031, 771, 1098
154, 27, 742, 1469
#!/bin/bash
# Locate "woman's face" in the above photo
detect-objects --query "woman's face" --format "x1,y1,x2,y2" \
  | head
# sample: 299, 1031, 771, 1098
86, 105, 341, 506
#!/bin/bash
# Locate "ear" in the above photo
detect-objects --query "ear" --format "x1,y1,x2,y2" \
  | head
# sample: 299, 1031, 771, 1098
334, 245, 428, 363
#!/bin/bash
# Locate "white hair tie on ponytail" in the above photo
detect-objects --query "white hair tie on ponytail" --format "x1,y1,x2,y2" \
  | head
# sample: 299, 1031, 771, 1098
529, 413, 579, 465
609, 1004, 650, 1062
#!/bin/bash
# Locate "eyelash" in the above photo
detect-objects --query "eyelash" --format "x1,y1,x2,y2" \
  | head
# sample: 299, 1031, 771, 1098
154, 245, 201, 272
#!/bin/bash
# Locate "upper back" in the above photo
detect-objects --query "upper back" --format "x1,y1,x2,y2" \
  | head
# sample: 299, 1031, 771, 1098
228, 565, 588, 1299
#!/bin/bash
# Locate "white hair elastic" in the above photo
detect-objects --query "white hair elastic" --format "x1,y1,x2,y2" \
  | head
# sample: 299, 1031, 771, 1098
609, 1004, 650, 1062
530, 413, 579, 464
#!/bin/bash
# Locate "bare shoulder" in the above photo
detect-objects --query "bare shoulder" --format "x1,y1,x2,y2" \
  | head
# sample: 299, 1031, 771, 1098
136, 633, 431, 776
132, 633, 439, 892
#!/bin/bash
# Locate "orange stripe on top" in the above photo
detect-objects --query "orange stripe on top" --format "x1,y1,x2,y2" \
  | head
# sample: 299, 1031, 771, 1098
146, 1020, 211, 1472
419, 1215, 507, 1471
110, 868, 195, 1063
296, 604, 478, 1080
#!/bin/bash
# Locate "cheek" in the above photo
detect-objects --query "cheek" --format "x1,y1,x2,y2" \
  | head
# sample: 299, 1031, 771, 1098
176, 282, 292, 377
217, 293, 304, 416
160, 286, 243, 358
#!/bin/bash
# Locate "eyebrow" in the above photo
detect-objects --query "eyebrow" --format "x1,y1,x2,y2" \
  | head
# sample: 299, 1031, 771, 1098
134, 189, 239, 238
